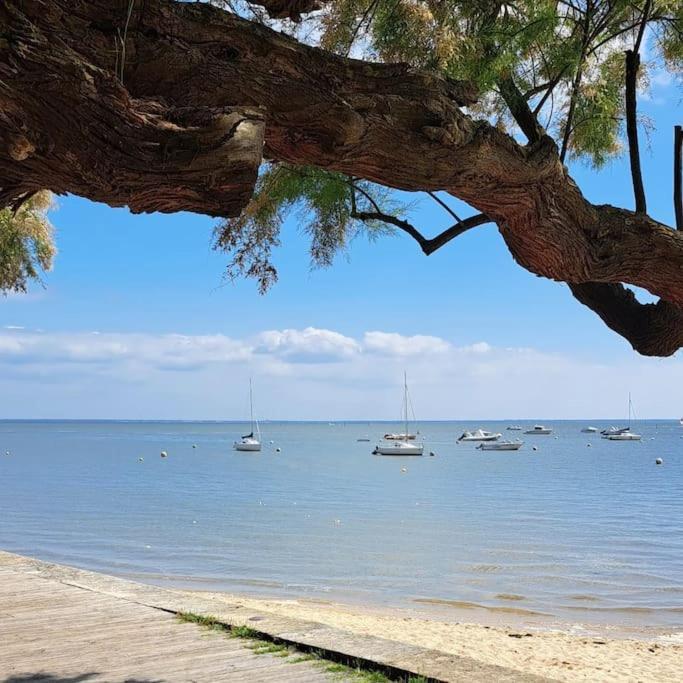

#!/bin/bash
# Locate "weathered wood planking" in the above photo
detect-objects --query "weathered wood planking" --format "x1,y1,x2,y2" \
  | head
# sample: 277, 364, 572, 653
0, 561, 342, 682
0, 551, 555, 682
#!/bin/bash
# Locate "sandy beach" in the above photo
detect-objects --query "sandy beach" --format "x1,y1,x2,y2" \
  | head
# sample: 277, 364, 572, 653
192, 590, 682, 682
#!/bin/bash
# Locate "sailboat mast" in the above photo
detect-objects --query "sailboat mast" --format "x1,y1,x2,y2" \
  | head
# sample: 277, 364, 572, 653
404, 371, 408, 438
249, 378, 254, 433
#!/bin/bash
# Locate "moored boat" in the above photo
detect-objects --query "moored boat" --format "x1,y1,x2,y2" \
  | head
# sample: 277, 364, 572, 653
373, 441, 424, 455
477, 441, 523, 451
603, 394, 641, 441
383, 432, 416, 440
601, 426, 629, 436
581, 426, 598, 433
605, 431, 641, 441
524, 425, 552, 435
234, 379, 262, 452
374, 373, 424, 456
457, 429, 501, 442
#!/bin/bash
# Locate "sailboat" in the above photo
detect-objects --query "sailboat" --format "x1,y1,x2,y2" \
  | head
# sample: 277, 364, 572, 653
373, 373, 424, 456
604, 393, 641, 441
234, 379, 262, 451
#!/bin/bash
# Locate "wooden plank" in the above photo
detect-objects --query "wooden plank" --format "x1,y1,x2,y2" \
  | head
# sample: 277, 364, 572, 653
0, 562, 339, 682
0, 551, 554, 682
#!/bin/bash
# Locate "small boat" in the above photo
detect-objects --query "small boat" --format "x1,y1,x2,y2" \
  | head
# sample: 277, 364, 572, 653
357, 438, 371, 442
457, 429, 501, 442
679, 417, 683, 426
374, 373, 424, 456
601, 426, 629, 436
506, 425, 522, 431
234, 379, 262, 452
477, 441, 523, 451
605, 431, 641, 441
373, 441, 424, 455
383, 432, 417, 440
581, 427, 598, 433
604, 394, 641, 441
524, 425, 552, 435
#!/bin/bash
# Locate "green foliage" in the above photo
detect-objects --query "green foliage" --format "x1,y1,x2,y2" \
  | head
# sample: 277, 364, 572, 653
0, 191, 56, 294
214, 1, 681, 289
319, 0, 681, 162
569, 52, 626, 167
213, 164, 395, 292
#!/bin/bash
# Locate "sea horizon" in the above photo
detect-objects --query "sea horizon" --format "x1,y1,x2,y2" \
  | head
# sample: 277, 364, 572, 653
1, 417, 680, 423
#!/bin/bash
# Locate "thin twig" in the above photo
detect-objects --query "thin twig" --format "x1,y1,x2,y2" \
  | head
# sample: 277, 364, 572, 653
119, 0, 136, 84
674, 125, 682, 230
427, 192, 463, 223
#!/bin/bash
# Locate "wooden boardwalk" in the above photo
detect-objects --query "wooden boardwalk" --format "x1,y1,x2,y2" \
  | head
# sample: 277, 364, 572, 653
0, 559, 343, 682
0, 552, 553, 682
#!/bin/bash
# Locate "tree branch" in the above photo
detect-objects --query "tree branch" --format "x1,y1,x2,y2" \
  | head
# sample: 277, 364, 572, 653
350, 210, 430, 251
248, 0, 322, 21
675, 125, 682, 230
424, 214, 491, 254
4, 0, 683, 355
351, 209, 490, 255
498, 77, 543, 144
571, 282, 683, 357
625, 50, 646, 212
0, 2, 265, 216
427, 192, 463, 223
624, 0, 651, 215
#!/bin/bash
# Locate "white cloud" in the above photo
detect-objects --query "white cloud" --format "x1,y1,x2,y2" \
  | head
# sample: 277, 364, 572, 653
0, 330, 251, 370
461, 341, 491, 354
255, 327, 360, 363
0, 326, 682, 420
363, 331, 450, 356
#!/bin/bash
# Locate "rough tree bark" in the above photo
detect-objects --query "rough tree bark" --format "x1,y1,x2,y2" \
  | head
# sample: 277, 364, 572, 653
1, 0, 682, 356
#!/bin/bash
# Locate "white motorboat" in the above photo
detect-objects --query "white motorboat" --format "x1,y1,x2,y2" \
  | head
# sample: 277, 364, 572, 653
234, 379, 262, 452
604, 394, 641, 441
601, 426, 629, 436
477, 441, 523, 451
374, 373, 424, 456
581, 426, 598, 433
605, 431, 641, 441
457, 429, 501, 442
524, 425, 552, 435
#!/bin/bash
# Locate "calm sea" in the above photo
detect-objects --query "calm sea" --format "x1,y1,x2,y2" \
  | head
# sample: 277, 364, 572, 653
1, 420, 681, 634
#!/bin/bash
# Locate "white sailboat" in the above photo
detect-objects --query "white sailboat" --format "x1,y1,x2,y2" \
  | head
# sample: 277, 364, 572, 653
605, 393, 641, 441
234, 379, 262, 452
374, 373, 424, 456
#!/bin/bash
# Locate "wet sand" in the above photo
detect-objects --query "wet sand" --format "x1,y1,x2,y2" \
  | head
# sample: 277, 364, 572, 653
191, 590, 683, 682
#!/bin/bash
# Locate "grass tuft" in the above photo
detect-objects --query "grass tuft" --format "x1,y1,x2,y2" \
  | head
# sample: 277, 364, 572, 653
177, 611, 429, 682
230, 624, 260, 639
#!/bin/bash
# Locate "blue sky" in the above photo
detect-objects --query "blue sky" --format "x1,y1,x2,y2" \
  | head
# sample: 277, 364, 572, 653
1, 71, 681, 420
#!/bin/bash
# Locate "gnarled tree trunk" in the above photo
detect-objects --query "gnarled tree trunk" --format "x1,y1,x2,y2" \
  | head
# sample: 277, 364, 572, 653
1, 0, 682, 355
